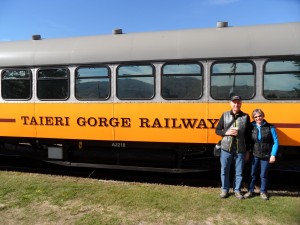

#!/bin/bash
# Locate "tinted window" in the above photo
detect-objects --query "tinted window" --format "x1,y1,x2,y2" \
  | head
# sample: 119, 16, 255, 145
162, 63, 202, 100
263, 60, 300, 100
211, 62, 255, 100
37, 68, 69, 100
117, 64, 154, 99
1, 69, 31, 100
75, 66, 110, 100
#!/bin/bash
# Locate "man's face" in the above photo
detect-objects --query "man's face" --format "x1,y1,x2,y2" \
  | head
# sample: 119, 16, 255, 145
230, 100, 242, 114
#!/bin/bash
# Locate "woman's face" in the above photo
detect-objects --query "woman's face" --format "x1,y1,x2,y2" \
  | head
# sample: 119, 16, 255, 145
253, 113, 264, 125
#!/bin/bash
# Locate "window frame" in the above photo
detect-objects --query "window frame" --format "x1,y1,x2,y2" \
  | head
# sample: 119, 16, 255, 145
36, 67, 70, 101
116, 63, 155, 100
75, 65, 111, 101
161, 62, 203, 100
263, 58, 300, 100
210, 60, 256, 100
1, 68, 32, 101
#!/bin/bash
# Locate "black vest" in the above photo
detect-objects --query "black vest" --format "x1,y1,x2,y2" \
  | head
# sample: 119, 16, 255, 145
251, 122, 274, 158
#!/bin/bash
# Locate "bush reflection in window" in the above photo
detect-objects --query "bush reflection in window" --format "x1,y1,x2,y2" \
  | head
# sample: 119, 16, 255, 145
1, 69, 32, 100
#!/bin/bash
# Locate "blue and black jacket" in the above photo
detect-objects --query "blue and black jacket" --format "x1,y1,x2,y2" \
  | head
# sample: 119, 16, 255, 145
251, 120, 279, 158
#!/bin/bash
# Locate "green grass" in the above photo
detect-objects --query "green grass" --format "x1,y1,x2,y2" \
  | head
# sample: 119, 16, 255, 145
0, 171, 299, 225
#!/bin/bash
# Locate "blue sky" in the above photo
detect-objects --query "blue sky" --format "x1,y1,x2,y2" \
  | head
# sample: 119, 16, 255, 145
0, 0, 299, 42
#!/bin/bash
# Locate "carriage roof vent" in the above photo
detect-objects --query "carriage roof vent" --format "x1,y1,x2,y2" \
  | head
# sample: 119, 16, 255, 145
113, 29, 123, 35
217, 21, 228, 28
32, 34, 42, 40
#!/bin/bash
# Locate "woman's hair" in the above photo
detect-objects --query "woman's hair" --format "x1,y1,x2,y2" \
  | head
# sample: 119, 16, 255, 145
252, 108, 265, 119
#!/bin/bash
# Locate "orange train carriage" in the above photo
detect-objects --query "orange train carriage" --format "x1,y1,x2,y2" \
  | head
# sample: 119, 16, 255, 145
0, 22, 299, 172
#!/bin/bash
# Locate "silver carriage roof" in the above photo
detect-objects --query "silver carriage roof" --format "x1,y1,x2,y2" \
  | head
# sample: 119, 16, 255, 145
0, 22, 299, 67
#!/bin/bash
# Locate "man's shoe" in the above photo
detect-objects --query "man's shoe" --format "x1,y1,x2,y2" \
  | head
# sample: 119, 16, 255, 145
234, 191, 244, 200
220, 191, 229, 198
244, 191, 254, 199
260, 192, 269, 200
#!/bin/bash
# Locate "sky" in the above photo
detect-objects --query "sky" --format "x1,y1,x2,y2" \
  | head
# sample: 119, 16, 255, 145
0, 0, 299, 42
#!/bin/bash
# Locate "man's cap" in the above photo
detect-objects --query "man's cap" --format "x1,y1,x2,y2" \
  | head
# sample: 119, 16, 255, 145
231, 95, 242, 101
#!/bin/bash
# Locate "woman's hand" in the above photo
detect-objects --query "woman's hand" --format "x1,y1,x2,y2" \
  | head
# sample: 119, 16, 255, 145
269, 156, 276, 163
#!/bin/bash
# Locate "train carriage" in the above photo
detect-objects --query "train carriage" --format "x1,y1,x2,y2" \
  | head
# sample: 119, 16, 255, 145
0, 22, 299, 172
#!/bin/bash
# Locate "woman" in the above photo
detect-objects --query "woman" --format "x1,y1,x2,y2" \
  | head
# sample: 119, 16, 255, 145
244, 109, 279, 200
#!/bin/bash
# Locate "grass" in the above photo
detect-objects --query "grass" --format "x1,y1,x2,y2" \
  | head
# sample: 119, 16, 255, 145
0, 171, 299, 225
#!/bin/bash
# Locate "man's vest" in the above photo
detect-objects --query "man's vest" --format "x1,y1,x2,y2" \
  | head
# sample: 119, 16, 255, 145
221, 110, 248, 153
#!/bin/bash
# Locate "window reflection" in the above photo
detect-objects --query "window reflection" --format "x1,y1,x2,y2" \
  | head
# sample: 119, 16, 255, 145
75, 66, 110, 100
1, 69, 32, 100
162, 63, 202, 100
37, 68, 69, 100
117, 65, 154, 99
211, 62, 255, 100
264, 60, 300, 100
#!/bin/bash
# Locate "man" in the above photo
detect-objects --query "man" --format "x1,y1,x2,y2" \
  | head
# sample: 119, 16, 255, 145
215, 95, 251, 199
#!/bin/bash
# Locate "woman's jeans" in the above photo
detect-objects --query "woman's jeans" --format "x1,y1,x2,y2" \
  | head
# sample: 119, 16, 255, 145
248, 156, 270, 193
220, 149, 245, 192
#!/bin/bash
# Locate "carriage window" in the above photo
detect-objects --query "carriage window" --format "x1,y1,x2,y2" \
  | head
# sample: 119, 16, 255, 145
211, 62, 255, 100
37, 68, 69, 100
1, 69, 32, 100
263, 60, 300, 100
75, 66, 110, 100
162, 63, 202, 100
117, 64, 154, 99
